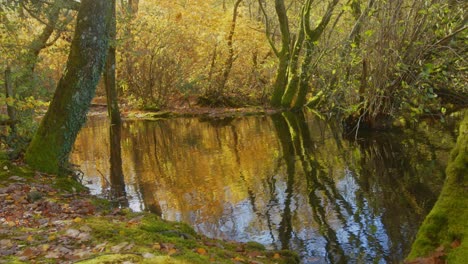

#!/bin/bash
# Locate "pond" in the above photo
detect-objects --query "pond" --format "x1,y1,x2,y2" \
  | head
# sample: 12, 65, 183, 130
71, 111, 455, 263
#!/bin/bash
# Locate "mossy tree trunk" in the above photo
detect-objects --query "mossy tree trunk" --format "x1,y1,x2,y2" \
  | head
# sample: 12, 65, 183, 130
284, 0, 338, 109
25, 0, 112, 174
259, 0, 339, 109
258, 0, 290, 107
280, 3, 308, 108
407, 112, 468, 262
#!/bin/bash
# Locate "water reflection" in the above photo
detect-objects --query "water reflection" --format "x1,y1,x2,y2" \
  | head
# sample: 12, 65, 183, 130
71, 111, 453, 263
108, 123, 128, 207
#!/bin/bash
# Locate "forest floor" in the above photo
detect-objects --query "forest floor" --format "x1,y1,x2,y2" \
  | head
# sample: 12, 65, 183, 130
0, 154, 299, 264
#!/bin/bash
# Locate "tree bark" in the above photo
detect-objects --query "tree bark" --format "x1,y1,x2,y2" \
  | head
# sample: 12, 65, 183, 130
104, 0, 121, 125
25, 0, 112, 174
280, 1, 311, 107
219, 0, 243, 93
407, 112, 468, 260
129, 0, 139, 15
270, 0, 291, 107
4, 66, 16, 133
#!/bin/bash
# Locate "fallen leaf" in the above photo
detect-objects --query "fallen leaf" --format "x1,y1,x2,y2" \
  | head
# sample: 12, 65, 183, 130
161, 243, 175, 250
9, 176, 25, 181
196, 247, 207, 255
153, 243, 161, 250
233, 256, 245, 262
451, 239, 461, 249
124, 242, 135, 251
273, 253, 281, 259
93, 242, 107, 253
45, 250, 60, 259
21, 247, 34, 258
111, 242, 129, 252
128, 215, 144, 224
41, 244, 50, 251
247, 251, 263, 258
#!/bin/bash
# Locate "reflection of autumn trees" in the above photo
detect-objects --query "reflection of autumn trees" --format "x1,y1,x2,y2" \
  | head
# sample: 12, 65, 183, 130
267, 111, 449, 262
71, 114, 450, 262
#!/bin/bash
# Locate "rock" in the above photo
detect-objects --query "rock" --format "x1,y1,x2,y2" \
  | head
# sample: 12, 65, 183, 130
65, 229, 80, 238
77, 232, 91, 242
9, 176, 25, 182
142, 252, 155, 259
37, 219, 49, 227
27, 191, 43, 202
0, 239, 13, 248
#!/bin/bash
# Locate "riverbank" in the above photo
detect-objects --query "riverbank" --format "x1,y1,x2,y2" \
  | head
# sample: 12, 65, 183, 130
89, 97, 282, 121
0, 154, 299, 264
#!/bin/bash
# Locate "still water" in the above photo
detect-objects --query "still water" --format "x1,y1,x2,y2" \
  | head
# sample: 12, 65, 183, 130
71, 111, 454, 263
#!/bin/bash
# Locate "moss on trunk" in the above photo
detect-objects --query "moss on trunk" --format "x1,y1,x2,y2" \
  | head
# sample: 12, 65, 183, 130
407, 112, 468, 263
25, 0, 112, 174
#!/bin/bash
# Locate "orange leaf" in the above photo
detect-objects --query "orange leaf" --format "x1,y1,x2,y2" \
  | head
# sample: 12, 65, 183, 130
196, 247, 207, 255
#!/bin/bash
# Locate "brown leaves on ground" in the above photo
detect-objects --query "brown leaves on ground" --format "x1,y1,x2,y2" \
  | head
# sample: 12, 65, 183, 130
406, 240, 462, 264
0, 176, 99, 263
1, 173, 295, 264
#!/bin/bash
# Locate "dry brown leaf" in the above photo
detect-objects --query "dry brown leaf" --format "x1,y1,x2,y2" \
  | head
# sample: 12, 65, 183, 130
196, 247, 207, 255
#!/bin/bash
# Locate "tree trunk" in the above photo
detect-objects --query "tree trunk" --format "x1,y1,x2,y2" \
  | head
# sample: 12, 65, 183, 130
281, 2, 311, 107
27, 6, 60, 72
129, 0, 139, 15
407, 112, 468, 260
104, 0, 121, 126
4, 66, 16, 133
25, 0, 112, 174
219, 0, 243, 93
292, 41, 314, 109
267, 0, 338, 109
270, 0, 291, 107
